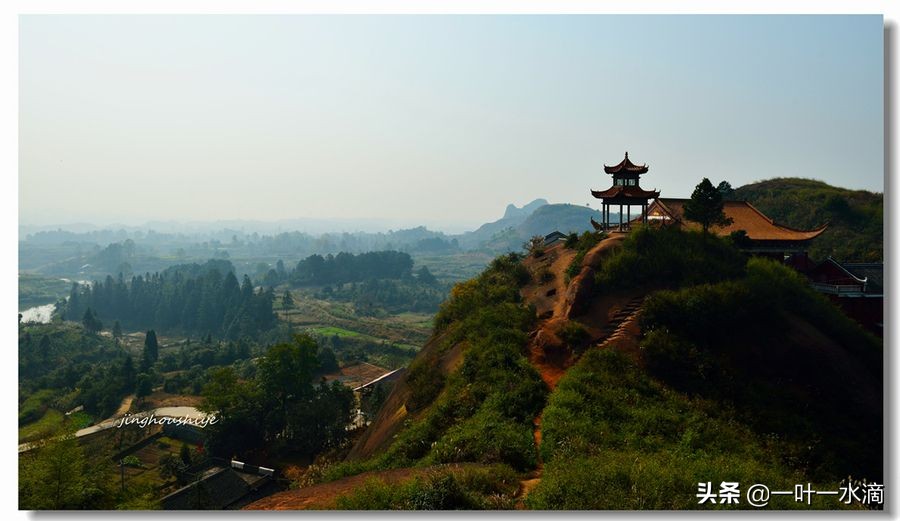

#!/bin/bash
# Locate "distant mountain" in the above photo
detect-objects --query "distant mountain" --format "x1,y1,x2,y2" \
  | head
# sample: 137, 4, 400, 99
456, 198, 546, 249
734, 178, 882, 262
502, 198, 548, 220
458, 200, 607, 252
518, 204, 603, 238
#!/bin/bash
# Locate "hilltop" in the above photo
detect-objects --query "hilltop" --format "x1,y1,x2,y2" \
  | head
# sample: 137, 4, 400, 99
734, 178, 882, 261
247, 226, 882, 510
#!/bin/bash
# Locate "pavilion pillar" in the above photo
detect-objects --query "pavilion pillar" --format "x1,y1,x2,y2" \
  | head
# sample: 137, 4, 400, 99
627, 206, 631, 230
619, 205, 623, 232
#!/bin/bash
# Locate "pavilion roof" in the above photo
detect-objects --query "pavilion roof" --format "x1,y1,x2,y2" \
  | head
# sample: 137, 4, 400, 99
604, 152, 649, 175
591, 185, 660, 199
647, 198, 828, 242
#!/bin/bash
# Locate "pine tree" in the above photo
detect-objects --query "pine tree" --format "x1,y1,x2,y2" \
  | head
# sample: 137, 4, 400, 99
282, 289, 295, 310
82, 308, 102, 334
416, 265, 437, 285
141, 330, 158, 371
122, 355, 136, 390
179, 443, 192, 466
112, 320, 122, 339
135, 373, 153, 401
38, 335, 51, 361
683, 178, 734, 233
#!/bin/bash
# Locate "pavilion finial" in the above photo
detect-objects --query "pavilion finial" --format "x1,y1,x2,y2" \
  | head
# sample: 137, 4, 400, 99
625, 151, 629, 160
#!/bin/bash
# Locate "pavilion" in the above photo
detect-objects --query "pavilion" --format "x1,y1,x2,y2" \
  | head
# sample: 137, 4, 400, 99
590, 152, 660, 231
589, 152, 828, 258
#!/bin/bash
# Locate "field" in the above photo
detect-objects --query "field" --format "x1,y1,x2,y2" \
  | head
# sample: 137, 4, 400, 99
278, 288, 433, 368
410, 252, 493, 283
18, 273, 72, 310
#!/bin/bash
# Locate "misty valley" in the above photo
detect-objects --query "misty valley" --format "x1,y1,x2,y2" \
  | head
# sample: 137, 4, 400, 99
17, 179, 885, 510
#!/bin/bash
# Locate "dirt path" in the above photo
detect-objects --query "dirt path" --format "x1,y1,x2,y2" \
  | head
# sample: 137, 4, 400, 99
515, 238, 645, 506
114, 394, 134, 416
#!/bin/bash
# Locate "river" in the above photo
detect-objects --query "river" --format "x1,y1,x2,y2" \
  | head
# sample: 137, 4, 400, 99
19, 278, 91, 324
19, 303, 56, 324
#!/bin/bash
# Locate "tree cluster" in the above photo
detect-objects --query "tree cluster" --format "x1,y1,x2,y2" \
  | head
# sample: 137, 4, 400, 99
63, 260, 276, 339
289, 250, 414, 286
199, 334, 354, 458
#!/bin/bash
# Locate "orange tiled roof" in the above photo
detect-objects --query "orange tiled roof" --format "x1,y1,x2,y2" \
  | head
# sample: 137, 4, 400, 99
647, 198, 827, 241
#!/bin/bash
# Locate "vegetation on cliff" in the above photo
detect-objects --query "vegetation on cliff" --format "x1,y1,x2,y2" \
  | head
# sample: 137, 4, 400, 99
734, 178, 882, 261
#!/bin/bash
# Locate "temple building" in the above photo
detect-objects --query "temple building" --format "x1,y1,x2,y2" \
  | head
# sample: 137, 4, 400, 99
642, 198, 828, 258
588, 151, 828, 259
590, 152, 660, 231
806, 258, 883, 336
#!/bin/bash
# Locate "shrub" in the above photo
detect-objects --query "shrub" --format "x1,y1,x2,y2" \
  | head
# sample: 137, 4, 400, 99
564, 231, 605, 281
637, 258, 883, 481
434, 254, 528, 333
557, 321, 590, 352
406, 360, 445, 412
595, 226, 746, 290
349, 251, 545, 475
529, 348, 836, 509
427, 410, 537, 471
405, 473, 478, 510
333, 467, 516, 510
536, 267, 554, 284
334, 477, 400, 510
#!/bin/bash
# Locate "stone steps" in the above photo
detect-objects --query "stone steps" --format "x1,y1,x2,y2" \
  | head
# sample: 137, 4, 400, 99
595, 296, 646, 349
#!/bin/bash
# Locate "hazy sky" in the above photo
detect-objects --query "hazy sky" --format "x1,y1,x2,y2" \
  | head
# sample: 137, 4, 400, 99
19, 15, 883, 232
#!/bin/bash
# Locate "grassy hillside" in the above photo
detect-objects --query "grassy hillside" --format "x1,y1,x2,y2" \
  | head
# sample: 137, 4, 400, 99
314, 253, 545, 481
303, 225, 882, 510
526, 231, 881, 509
734, 178, 882, 262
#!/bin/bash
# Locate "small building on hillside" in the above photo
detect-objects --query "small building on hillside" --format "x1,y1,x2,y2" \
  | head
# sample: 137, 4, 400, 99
807, 258, 883, 336
642, 198, 828, 258
543, 231, 567, 247
161, 461, 273, 510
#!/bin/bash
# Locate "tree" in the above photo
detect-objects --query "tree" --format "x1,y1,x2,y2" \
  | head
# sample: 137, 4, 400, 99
729, 229, 753, 248
416, 265, 437, 285
282, 289, 295, 310
683, 178, 734, 233
257, 334, 319, 439
179, 443, 192, 466
158, 453, 187, 483
717, 180, 735, 200
38, 335, 51, 361
523, 235, 546, 257
82, 308, 102, 334
112, 320, 122, 339
121, 355, 136, 391
141, 330, 159, 371
19, 429, 92, 509
199, 367, 266, 457
135, 373, 153, 401
318, 346, 339, 373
